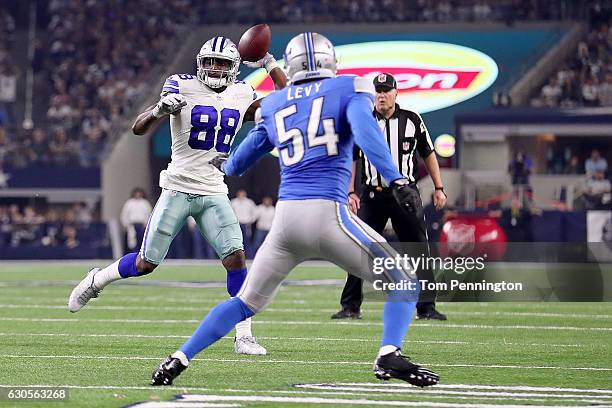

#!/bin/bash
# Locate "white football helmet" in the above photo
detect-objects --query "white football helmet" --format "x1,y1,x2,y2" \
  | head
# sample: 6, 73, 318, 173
196, 36, 240, 88
283, 32, 337, 84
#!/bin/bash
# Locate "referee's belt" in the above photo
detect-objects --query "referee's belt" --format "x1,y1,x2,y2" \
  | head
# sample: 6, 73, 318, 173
364, 183, 418, 194
364, 185, 393, 193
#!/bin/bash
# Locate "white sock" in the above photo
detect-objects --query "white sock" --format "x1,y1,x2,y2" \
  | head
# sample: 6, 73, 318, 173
171, 350, 189, 366
378, 345, 398, 357
93, 259, 122, 289
235, 317, 253, 338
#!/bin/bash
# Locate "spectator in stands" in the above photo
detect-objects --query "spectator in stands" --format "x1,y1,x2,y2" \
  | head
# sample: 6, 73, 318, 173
120, 188, 152, 253
79, 127, 106, 167
61, 225, 80, 249
72, 202, 93, 226
49, 128, 77, 166
0, 205, 11, 246
585, 149, 608, 178
231, 189, 256, 258
0, 127, 12, 165
41, 209, 62, 247
582, 77, 600, 106
0, 63, 17, 125
584, 171, 611, 209
27, 128, 51, 166
509, 151, 532, 186
565, 155, 581, 174
541, 78, 563, 107
599, 72, 612, 106
253, 196, 275, 253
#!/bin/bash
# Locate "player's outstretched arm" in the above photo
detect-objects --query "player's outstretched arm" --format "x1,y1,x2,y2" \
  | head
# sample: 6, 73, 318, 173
132, 94, 187, 135
243, 53, 287, 123
210, 119, 274, 176
132, 104, 162, 135
347, 94, 404, 184
243, 53, 287, 90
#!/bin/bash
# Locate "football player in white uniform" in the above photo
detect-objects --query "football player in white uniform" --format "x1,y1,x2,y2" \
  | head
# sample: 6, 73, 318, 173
68, 36, 286, 357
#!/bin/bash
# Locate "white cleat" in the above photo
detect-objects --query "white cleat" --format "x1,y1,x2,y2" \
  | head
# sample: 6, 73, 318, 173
68, 268, 102, 313
234, 336, 267, 355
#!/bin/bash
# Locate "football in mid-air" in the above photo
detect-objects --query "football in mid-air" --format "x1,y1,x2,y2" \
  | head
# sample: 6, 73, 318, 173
238, 24, 271, 62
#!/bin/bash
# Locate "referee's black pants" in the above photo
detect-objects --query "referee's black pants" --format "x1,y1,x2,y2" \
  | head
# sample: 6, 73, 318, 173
340, 185, 437, 313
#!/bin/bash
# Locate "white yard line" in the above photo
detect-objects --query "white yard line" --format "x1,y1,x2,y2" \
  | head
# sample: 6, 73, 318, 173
0, 332, 585, 348
0, 384, 598, 403
1, 354, 610, 371
0, 303, 610, 320
333, 383, 612, 394
139, 394, 600, 408
295, 384, 612, 399
1, 317, 610, 332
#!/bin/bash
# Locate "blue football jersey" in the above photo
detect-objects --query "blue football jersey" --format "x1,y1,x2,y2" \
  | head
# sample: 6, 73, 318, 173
261, 75, 360, 201
224, 75, 404, 202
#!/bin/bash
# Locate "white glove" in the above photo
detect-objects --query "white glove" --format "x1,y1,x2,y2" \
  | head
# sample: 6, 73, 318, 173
242, 52, 279, 73
152, 94, 187, 118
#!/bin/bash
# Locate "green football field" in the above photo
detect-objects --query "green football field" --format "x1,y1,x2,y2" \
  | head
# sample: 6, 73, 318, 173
0, 261, 611, 407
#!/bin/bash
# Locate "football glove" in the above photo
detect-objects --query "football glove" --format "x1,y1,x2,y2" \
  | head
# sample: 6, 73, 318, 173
242, 52, 279, 73
209, 153, 229, 174
152, 94, 187, 118
392, 179, 423, 220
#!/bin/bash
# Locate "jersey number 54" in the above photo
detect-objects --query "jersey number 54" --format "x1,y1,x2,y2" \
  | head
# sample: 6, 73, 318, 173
274, 96, 339, 166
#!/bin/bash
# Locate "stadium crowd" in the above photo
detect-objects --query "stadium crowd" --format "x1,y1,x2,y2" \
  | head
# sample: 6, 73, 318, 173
0, 202, 100, 248
0, 0, 607, 170
199, 0, 587, 25
531, 22, 612, 108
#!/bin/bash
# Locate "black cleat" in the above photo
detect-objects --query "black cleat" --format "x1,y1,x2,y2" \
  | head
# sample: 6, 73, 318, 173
374, 350, 439, 387
416, 307, 447, 321
151, 356, 187, 386
331, 308, 362, 319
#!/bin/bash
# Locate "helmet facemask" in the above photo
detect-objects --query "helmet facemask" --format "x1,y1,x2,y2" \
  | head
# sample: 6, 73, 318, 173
197, 55, 239, 89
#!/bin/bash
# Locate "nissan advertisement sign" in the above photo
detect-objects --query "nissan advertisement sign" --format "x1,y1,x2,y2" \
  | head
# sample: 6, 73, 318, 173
245, 41, 499, 114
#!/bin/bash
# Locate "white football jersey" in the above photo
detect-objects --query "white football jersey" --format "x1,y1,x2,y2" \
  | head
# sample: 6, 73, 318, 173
158, 74, 257, 195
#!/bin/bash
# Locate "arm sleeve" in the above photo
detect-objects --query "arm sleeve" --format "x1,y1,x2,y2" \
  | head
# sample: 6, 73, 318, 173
160, 75, 180, 96
352, 145, 361, 161
224, 121, 275, 176
414, 112, 435, 158
347, 93, 404, 183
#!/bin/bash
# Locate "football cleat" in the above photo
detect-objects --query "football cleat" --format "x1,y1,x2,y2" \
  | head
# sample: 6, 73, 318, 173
416, 308, 447, 320
151, 356, 187, 386
331, 308, 362, 320
373, 350, 439, 387
68, 268, 102, 313
234, 335, 267, 355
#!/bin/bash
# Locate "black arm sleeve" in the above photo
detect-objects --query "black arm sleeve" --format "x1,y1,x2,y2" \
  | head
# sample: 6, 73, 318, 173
352, 145, 361, 161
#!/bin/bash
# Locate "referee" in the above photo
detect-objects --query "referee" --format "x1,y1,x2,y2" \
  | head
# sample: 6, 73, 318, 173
331, 73, 448, 321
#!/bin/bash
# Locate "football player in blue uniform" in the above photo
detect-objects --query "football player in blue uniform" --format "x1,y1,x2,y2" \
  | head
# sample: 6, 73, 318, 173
151, 32, 439, 387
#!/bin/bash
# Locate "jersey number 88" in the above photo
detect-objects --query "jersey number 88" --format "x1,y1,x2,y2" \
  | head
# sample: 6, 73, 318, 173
188, 105, 240, 153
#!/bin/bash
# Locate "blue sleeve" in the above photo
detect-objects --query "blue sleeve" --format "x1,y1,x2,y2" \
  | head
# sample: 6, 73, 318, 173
224, 121, 275, 176
346, 93, 404, 183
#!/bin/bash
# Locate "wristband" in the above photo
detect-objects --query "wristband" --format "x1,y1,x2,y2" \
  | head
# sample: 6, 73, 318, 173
264, 56, 279, 73
348, 191, 359, 198
435, 187, 447, 198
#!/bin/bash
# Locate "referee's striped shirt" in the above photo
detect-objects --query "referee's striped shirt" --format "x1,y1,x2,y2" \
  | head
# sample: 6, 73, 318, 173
354, 103, 434, 186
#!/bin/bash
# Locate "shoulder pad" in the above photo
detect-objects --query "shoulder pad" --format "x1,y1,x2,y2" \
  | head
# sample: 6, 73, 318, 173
353, 76, 375, 96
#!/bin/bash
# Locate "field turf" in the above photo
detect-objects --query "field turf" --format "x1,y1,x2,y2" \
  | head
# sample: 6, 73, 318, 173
0, 261, 610, 407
